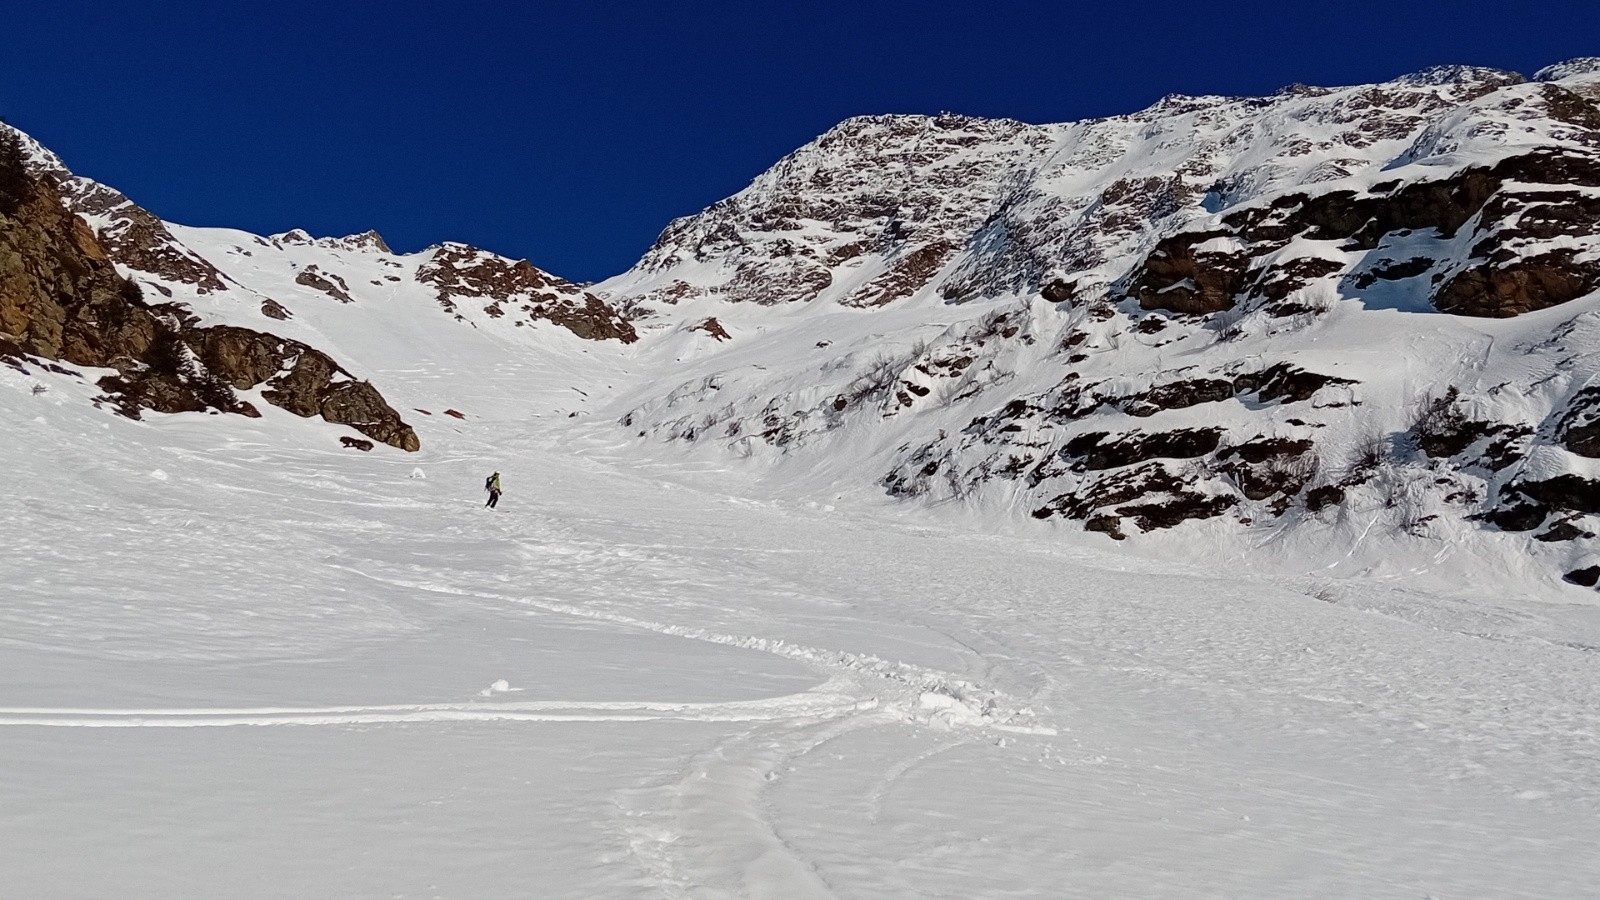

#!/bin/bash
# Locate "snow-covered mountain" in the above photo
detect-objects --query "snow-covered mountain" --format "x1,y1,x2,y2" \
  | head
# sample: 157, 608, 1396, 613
7, 59, 1600, 590
13, 58, 1600, 898
596, 59, 1600, 591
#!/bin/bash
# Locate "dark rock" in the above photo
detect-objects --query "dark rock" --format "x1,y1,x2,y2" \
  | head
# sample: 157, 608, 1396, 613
840, 240, 954, 307
1126, 149, 1600, 321
340, 436, 375, 451
1305, 485, 1346, 512
1233, 363, 1354, 404
1216, 437, 1318, 500
1411, 388, 1496, 457
1256, 257, 1344, 301
1563, 566, 1600, 588
1539, 84, 1600, 131
1486, 501, 1551, 532
295, 265, 353, 303
192, 326, 419, 452
0, 156, 417, 448
1535, 518, 1595, 542
1067, 428, 1220, 478
1083, 514, 1126, 540
1040, 279, 1077, 303
1129, 230, 1251, 314
1121, 493, 1238, 532
1351, 257, 1433, 288
1561, 422, 1600, 458
1513, 475, 1600, 516
417, 243, 637, 342
1434, 249, 1599, 317
692, 317, 732, 341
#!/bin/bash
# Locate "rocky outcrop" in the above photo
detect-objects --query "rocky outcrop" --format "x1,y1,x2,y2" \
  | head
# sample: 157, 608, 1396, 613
1128, 148, 1600, 320
192, 326, 420, 451
691, 317, 732, 341
0, 138, 232, 417
607, 113, 1058, 311
417, 243, 637, 342
294, 265, 353, 303
0, 131, 418, 450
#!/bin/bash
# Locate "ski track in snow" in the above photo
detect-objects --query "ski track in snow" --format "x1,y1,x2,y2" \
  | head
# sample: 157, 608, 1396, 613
0, 692, 868, 729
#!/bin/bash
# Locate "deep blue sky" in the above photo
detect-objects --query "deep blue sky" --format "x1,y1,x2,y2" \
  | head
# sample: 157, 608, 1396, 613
3, 2, 1595, 281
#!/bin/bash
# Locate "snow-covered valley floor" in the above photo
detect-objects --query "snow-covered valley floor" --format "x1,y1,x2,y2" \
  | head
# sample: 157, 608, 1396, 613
5, 356, 1600, 899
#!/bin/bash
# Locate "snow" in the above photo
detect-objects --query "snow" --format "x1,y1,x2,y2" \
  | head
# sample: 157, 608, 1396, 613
6, 339, 1600, 898
9, 60, 1600, 897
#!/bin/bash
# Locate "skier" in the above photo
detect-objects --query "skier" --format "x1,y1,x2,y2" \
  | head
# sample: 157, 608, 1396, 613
484, 471, 502, 509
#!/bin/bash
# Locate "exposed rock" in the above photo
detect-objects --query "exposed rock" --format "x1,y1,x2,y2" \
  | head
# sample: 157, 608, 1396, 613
340, 436, 375, 451
1031, 461, 1236, 534
1511, 475, 1600, 516
722, 252, 834, 305
0, 151, 244, 419
1434, 249, 1600, 317
260, 298, 292, 320
1128, 149, 1600, 319
691, 317, 732, 341
0, 144, 418, 449
1411, 388, 1497, 457
1233, 363, 1354, 404
1040, 279, 1077, 304
1130, 230, 1251, 314
1564, 565, 1600, 587
1065, 428, 1224, 471
1561, 387, 1600, 458
1125, 378, 1236, 416
1121, 492, 1238, 532
1305, 485, 1346, 512
295, 265, 354, 303
1535, 518, 1594, 542
192, 326, 419, 451
417, 243, 637, 342
1216, 437, 1318, 501
1485, 501, 1551, 533
839, 240, 955, 308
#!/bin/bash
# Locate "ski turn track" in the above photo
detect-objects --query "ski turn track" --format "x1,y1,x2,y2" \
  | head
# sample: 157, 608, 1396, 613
0, 571, 1054, 897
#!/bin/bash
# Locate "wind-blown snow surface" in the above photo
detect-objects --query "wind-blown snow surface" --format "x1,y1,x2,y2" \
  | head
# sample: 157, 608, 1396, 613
6, 341, 1600, 898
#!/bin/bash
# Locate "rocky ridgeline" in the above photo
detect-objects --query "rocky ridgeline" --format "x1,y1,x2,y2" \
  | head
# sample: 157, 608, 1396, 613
1, 112, 640, 448
0, 130, 419, 451
611, 60, 1600, 586
610, 113, 1060, 314
417, 242, 636, 343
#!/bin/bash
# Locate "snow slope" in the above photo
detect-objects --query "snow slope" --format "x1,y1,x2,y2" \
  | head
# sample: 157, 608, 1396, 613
6, 337, 1600, 897
7, 60, 1600, 897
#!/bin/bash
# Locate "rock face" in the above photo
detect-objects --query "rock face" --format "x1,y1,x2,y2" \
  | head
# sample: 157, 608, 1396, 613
607, 113, 1059, 314
0, 129, 419, 451
417, 243, 636, 342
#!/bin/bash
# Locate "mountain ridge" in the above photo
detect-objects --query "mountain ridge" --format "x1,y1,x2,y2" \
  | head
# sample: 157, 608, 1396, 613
6, 57, 1600, 589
